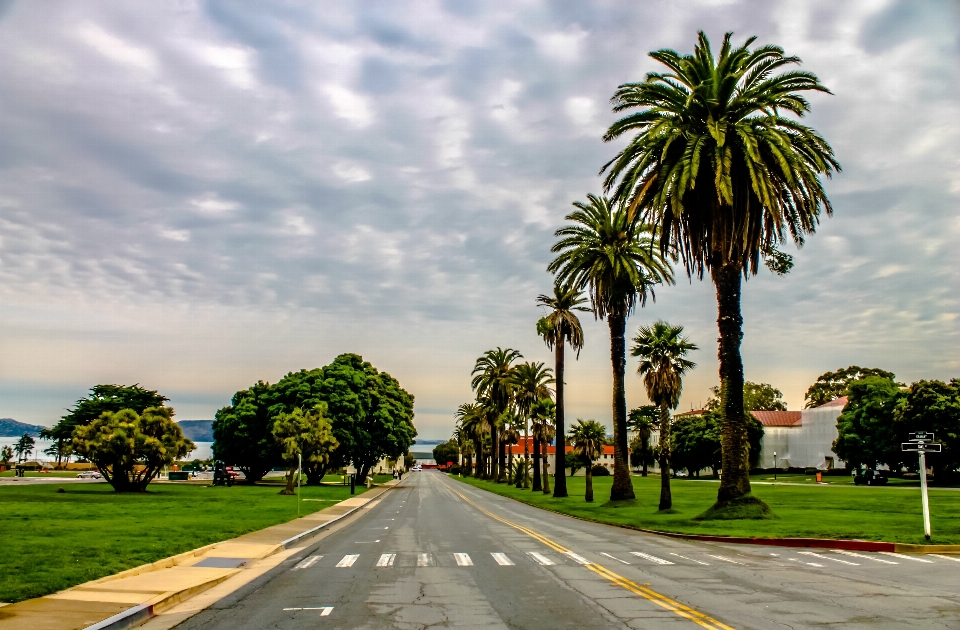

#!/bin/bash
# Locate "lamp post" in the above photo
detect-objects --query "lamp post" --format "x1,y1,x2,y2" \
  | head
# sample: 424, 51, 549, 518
773, 452, 777, 481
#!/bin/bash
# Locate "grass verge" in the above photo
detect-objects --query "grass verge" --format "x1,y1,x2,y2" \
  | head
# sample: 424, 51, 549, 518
0, 477, 365, 603
451, 474, 960, 545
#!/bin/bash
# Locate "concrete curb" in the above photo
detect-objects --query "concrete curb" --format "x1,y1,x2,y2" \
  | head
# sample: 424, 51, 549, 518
279, 506, 360, 548
84, 604, 152, 630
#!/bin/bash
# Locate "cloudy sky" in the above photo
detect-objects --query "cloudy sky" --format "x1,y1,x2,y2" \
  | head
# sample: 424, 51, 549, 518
1, 0, 958, 439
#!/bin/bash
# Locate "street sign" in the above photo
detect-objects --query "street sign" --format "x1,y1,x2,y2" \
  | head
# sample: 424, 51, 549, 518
902, 442, 942, 452
909, 432, 934, 443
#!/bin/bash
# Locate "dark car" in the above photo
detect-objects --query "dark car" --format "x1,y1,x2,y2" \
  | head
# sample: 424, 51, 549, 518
853, 469, 888, 486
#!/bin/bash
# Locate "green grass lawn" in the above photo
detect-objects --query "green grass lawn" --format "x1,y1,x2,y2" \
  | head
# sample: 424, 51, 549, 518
0, 470, 86, 478
452, 474, 960, 546
0, 478, 366, 603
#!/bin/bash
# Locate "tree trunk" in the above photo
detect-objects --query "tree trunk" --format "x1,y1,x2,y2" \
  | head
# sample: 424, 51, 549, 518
305, 464, 326, 485
498, 437, 506, 483
608, 313, 635, 501
658, 404, 672, 510
585, 468, 594, 502
357, 462, 371, 486
523, 418, 530, 488
532, 435, 542, 491
491, 424, 501, 482
641, 440, 648, 477
714, 263, 752, 502
474, 443, 483, 478
553, 342, 568, 498
542, 442, 550, 494
280, 466, 297, 495
507, 448, 514, 484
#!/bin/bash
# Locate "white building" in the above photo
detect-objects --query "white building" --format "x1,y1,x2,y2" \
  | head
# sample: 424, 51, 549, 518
754, 397, 846, 470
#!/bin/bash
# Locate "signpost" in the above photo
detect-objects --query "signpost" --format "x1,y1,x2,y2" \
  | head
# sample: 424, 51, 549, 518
902, 432, 939, 540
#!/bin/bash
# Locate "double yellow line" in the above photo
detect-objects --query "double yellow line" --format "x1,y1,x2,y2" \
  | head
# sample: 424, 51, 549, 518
449, 485, 734, 630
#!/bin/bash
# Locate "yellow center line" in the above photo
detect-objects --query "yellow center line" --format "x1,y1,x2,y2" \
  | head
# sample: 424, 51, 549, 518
448, 484, 734, 630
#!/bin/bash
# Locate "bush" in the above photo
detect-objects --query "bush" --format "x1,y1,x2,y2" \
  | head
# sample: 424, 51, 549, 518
447, 466, 461, 475
590, 464, 611, 476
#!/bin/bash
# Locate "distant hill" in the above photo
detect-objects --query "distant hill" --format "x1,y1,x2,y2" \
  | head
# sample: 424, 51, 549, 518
412, 439, 445, 446
0, 418, 47, 437
177, 420, 214, 442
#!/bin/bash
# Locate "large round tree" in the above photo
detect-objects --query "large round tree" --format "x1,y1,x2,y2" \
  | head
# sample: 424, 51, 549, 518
602, 32, 839, 512
549, 194, 673, 501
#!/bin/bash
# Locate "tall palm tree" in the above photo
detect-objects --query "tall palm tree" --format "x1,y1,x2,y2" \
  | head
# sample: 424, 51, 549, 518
531, 398, 557, 494
549, 194, 673, 501
509, 361, 554, 489
455, 403, 485, 478
569, 419, 606, 502
602, 32, 839, 508
472, 348, 522, 483
632, 321, 698, 510
628, 406, 658, 476
536, 283, 589, 498
500, 411, 521, 484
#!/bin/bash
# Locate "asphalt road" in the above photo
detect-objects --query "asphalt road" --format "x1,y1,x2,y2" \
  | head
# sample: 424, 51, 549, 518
175, 471, 960, 629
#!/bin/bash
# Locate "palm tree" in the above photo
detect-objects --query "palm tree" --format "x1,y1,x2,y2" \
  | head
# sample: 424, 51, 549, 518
569, 419, 606, 502
472, 348, 522, 483
632, 321, 698, 510
455, 403, 485, 478
628, 406, 658, 476
536, 283, 589, 498
549, 194, 673, 501
531, 398, 557, 494
500, 411, 521, 484
509, 361, 554, 489
602, 32, 839, 509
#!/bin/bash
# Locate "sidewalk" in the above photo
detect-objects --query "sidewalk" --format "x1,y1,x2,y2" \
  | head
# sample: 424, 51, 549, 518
0, 481, 400, 630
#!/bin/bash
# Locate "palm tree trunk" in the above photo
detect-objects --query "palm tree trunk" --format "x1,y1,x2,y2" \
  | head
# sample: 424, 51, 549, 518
474, 441, 483, 478
641, 437, 648, 477
523, 418, 530, 488
499, 437, 506, 483
542, 442, 550, 494
658, 404, 672, 510
585, 468, 594, 502
532, 436, 542, 491
491, 424, 501, 482
714, 263, 752, 503
553, 342, 568, 497
608, 313, 635, 501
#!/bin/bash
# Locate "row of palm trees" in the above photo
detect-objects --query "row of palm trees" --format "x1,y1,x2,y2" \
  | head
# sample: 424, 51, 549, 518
457, 32, 838, 514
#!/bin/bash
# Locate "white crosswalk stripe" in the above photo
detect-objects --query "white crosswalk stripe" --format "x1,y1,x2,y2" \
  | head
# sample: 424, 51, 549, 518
798, 551, 858, 566
707, 554, 746, 566
879, 552, 934, 563
528, 551, 555, 565
376, 553, 396, 567
931, 554, 960, 563
788, 558, 824, 567
336, 554, 359, 568
599, 552, 630, 565
630, 552, 674, 565
284, 606, 333, 616
454, 553, 473, 566
293, 555, 322, 570
417, 553, 431, 567
564, 552, 592, 565
835, 550, 898, 565
669, 553, 709, 566
491, 553, 514, 565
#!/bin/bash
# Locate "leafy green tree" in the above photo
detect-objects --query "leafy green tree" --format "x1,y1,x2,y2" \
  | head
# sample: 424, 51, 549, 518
472, 348, 522, 483
569, 419, 606, 502
273, 405, 338, 493
510, 362, 554, 489
14, 434, 36, 462
46, 385, 169, 444
671, 412, 721, 477
602, 32, 840, 511
213, 380, 281, 483
632, 321, 698, 510
531, 398, 556, 494
536, 283, 589, 498
893, 379, 960, 483
433, 440, 460, 468
43, 441, 72, 468
628, 406, 658, 475
1, 445, 13, 466
805, 366, 897, 408
549, 194, 673, 501
72, 407, 194, 492
832, 376, 902, 472
708, 382, 787, 411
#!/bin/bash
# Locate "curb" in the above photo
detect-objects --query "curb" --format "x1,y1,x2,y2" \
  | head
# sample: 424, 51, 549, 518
84, 604, 153, 630
279, 506, 360, 548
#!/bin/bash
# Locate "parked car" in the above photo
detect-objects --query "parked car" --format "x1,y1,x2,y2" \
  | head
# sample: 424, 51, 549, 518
77, 471, 102, 479
853, 469, 888, 486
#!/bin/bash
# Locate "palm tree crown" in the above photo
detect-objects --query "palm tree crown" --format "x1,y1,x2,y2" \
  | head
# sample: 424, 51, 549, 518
632, 321, 699, 409
601, 31, 840, 278
509, 362, 555, 418
536, 284, 589, 357
471, 348, 522, 411
570, 419, 606, 462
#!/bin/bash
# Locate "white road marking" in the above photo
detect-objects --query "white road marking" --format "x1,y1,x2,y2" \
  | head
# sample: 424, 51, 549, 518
631, 552, 674, 565
376, 553, 396, 567
707, 554, 746, 565
336, 554, 359, 568
528, 551, 555, 566
293, 555, 322, 570
564, 552, 592, 565
835, 550, 898, 565
670, 553, 709, 566
798, 551, 858, 566
454, 553, 473, 566
879, 552, 934, 563
931, 554, 960, 563
599, 552, 630, 565
788, 558, 824, 567
417, 553, 430, 567
491, 553, 515, 565
284, 607, 333, 616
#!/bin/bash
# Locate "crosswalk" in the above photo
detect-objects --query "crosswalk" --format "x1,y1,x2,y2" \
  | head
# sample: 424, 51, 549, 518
296, 549, 958, 572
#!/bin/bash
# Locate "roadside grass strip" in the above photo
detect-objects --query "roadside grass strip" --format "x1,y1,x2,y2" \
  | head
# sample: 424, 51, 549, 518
835, 550, 898, 564
376, 553, 396, 567
293, 555, 322, 570
336, 554, 359, 568
878, 552, 934, 563
449, 484, 734, 630
798, 551, 858, 566
631, 551, 674, 565
491, 553, 515, 565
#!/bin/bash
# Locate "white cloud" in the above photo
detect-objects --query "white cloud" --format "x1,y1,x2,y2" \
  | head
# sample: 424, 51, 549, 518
76, 22, 156, 74
332, 162, 371, 183
536, 24, 589, 62
197, 45, 256, 89
285, 216, 314, 236
324, 85, 373, 128
189, 195, 239, 214
160, 229, 190, 242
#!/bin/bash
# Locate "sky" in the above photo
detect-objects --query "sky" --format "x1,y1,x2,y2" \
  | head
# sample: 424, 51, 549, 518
0, 0, 958, 440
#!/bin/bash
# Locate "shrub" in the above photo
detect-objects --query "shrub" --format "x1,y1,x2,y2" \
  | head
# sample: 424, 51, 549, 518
590, 464, 611, 476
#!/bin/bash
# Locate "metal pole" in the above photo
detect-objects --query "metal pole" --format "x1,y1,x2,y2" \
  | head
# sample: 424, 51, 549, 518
919, 450, 931, 540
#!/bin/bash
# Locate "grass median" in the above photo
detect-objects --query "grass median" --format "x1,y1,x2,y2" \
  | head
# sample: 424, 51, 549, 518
452, 473, 960, 545
0, 477, 371, 603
